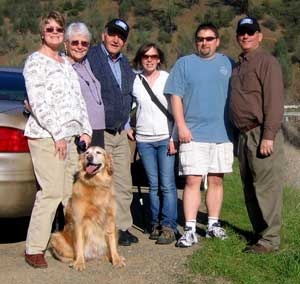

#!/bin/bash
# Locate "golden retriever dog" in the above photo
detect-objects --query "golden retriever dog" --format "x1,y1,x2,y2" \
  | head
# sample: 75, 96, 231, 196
50, 146, 125, 271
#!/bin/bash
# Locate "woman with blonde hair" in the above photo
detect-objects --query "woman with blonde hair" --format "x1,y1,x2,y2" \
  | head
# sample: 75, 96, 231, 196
23, 11, 92, 268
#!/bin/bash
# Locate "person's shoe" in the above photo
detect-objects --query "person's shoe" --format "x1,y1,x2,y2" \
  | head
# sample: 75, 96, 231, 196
205, 222, 228, 240
149, 224, 161, 240
25, 253, 48, 268
176, 226, 198, 248
155, 226, 176, 245
118, 230, 139, 246
243, 243, 276, 254
118, 230, 132, 246
126, 230, 139, 243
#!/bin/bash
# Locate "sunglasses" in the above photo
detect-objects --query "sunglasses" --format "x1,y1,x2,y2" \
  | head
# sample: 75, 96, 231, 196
237, 30, 257, 36
142, 54, 159, 60
195, 36, 217, 43
45, 27, 64, 33
70, 40, 90, 48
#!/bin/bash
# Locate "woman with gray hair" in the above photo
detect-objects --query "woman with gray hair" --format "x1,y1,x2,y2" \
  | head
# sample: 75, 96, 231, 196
65, 22, 105, 147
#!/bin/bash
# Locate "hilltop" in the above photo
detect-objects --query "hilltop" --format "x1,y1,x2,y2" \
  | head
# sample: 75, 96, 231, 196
0, 0, 299, 102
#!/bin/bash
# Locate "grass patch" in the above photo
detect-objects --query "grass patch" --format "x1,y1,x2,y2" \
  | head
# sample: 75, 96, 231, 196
186, 161, 300, 284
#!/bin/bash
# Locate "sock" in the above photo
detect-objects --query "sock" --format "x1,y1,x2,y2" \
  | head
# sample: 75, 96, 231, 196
185, 220, 196, 232
208, 217, 219, 228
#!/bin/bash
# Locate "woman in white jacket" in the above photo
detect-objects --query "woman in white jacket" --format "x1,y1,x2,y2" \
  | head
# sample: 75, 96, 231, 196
130, 43, 178, 244
23, 11, 92, 268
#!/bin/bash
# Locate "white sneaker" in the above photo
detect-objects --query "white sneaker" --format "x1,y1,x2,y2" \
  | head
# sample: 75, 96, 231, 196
176, 226, 198, 248
206, 222, 228, 240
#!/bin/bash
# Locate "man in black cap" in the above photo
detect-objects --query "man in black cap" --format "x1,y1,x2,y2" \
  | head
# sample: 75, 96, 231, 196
230, 17, 284, 253
87, 19, 138, 246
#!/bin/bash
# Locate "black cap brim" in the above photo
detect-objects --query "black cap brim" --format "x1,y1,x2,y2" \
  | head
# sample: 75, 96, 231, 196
107, 26, 128, 40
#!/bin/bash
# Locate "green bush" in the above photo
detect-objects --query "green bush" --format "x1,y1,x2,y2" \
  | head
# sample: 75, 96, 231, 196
73, 0, 86, 11
62, 1, 73, 11
135, 17, 153, 31
262, 18, 277, 31
18, 44, 28, 55
204, 7, 235, 28
248, 5, 264, 20
134, 0, 151, 16
158, 30, 172, 44
273, 38, 293, 88
291, 39, 300, 63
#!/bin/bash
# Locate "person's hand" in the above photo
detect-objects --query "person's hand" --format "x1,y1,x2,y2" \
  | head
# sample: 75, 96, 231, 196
24, 99, 32, 113
178, 125, 192, 143
168, 140, 178, 155
260, 139, 274, 156
80, 133, 91, 147
127, 128, 135, 141
55, 139, 67, 160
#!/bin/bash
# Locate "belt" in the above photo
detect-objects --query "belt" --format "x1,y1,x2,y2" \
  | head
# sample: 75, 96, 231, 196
240, 123, 260, 133
105, 128, 123, 135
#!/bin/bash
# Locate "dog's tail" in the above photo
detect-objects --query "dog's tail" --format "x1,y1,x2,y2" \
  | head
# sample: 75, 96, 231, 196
50, 231, 74, 263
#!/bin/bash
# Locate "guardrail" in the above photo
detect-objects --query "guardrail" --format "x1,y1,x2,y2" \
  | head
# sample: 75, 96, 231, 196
284, 112, 300, 122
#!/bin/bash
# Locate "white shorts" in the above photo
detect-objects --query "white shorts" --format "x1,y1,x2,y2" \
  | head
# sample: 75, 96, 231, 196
178, 141, 233, 176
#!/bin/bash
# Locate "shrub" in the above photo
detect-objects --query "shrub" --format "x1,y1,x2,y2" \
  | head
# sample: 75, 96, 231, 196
158, 30, 172, 44
262, 18, 277, 31
204, 7, 235, 28
62, 1, 73, 11
135, 17, 153, 31
134, 0, 151, 16
248, 5, 264, 20
273, 38, 293, 88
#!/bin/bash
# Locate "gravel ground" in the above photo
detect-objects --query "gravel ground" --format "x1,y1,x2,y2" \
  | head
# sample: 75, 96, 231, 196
0, 188, 203, 284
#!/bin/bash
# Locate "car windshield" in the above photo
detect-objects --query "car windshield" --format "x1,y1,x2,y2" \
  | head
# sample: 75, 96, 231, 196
0, 70, 27, 101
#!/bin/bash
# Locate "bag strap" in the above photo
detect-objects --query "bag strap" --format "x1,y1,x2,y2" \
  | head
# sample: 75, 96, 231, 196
138, 74, 174, 122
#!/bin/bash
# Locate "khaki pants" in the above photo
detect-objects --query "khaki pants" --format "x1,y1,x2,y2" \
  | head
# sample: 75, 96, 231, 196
25, 137, 78, 254
238, 127, 284, 250
104, 131, 133, 231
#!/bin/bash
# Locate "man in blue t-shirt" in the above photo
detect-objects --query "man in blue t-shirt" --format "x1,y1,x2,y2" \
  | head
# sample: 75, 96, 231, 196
164, 23, 234, 248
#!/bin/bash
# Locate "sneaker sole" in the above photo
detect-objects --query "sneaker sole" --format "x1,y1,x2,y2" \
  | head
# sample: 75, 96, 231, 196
206, 234, 228, 240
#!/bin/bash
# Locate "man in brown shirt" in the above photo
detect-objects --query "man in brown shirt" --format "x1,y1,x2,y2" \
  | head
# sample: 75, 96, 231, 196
230, 17, 284, 254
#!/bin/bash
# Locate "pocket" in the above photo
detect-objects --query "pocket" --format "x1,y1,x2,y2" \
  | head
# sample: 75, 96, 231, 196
179, 142, 193, 168
241, 72, 259, 92
224, 143, 234, 167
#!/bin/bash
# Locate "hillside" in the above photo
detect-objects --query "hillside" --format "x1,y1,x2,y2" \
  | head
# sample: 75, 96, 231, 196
0, 0, 299, 103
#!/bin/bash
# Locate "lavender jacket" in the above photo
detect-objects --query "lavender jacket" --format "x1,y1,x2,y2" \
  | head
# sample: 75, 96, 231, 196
72, 58, 105, 130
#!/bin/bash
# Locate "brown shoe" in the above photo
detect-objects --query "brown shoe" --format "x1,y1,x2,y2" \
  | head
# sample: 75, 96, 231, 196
155, 226, 176, 245
25, 253, 48, 268
243, 243, 275, 254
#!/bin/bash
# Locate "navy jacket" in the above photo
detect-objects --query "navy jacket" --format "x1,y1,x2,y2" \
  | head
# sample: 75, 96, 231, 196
87, 44, 135, 130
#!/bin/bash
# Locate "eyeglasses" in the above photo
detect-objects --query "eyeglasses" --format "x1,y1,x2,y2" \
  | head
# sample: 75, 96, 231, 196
237, 30, 257, 36
142, 54, 159, 60
70, 40, 90, 48
195, 36, 217, 43
45, 27, 64, 33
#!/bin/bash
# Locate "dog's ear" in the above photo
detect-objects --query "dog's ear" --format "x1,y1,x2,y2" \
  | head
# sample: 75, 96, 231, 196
106, 152, 113, 176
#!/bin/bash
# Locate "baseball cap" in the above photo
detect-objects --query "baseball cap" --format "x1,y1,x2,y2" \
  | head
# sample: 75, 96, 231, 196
236, 17, 261, 34
105, 19, 130, 40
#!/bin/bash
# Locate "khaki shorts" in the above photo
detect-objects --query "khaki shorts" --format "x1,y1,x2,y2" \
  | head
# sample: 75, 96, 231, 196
178, 141, 233, 176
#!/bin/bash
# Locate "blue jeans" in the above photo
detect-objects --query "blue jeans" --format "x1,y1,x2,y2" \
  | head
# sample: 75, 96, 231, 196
137, 139, 178, 232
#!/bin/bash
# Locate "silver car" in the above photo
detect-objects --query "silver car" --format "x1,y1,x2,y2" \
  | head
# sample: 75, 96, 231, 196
0, 67, 36, 218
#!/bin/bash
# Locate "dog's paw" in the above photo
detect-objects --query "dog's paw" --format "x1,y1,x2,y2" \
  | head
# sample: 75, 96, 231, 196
70, 260, 86, 271
112, 255, 126, 268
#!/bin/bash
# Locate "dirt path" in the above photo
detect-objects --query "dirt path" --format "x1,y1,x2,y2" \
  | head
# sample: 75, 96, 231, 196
0, 187, 202, 284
